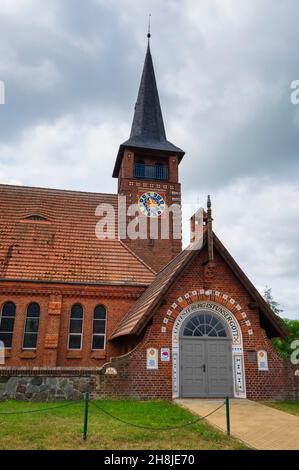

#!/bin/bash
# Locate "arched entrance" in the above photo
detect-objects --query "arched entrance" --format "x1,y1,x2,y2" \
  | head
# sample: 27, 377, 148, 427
172, 301, 246, 399
179, 311, 233, 397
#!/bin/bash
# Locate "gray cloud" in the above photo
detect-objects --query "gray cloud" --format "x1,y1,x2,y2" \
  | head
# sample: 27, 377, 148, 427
0, 0, 298, 318
0, 0, 140, 141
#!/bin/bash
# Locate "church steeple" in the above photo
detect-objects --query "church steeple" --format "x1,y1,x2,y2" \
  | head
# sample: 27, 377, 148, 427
112, 40, 184, 178
129, 43, 167, 144
113, 36, 185, 272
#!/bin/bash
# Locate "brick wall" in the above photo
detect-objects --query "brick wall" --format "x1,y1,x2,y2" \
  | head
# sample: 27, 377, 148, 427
95, 247, 299, 400
0, 281, 141, 368
1, 246, 298, 401
118, 149, 182, 272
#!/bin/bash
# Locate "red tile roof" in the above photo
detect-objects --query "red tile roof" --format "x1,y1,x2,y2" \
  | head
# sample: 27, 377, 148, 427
0, 184, 155, 285
110, 233, 288, 340
110, 239, 201, 339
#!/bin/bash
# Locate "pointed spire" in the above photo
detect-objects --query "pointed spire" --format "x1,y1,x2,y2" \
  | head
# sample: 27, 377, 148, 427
129, 43, 166, 143
113, 34, 185, 178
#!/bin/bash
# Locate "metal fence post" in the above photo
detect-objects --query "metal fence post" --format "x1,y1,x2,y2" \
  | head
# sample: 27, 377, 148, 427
225, 397, 230, 435
83, 392, 89, 440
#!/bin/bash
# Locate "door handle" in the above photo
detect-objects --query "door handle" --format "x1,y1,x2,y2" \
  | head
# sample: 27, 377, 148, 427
202, 364, 206, 373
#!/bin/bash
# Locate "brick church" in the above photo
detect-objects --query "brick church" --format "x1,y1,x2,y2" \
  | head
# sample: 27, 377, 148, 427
0, 38, 297, 401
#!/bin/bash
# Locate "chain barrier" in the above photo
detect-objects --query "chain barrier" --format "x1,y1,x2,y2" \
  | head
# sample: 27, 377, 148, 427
0, 401, 80, 415
0, 398, 229, 435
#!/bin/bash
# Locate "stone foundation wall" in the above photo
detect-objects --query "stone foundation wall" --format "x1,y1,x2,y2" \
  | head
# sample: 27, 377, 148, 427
0, 362, 298, 403
0, 374, 97, 401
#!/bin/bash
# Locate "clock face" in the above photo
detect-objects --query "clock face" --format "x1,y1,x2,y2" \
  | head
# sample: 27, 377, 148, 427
138, 192, 166, 217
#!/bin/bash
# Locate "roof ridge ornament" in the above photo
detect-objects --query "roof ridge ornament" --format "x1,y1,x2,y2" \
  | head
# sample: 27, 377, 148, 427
207, 195, 214, 262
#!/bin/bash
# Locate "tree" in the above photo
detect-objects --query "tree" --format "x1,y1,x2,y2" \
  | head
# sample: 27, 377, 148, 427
263, 286, 299, 358
263, 286, 284, 315
271, 319, 299, 358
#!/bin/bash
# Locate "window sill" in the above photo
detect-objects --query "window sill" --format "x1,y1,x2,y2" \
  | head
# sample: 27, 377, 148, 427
90, 351, 106, 359
67, 351, 83, 359
4, 349, 12, 358
19, 351, 36, 359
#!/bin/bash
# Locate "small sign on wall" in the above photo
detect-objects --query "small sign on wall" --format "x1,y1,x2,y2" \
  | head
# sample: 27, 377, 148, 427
146, 348, 158, 370
257, 350, 269, 371
161, 348, 170, 362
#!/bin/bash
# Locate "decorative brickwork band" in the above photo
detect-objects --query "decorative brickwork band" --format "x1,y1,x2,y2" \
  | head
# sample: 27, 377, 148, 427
161, 290, 253, 339
172, 300, 246, 399
48, 301, 62, 316
44, 334, 59, 349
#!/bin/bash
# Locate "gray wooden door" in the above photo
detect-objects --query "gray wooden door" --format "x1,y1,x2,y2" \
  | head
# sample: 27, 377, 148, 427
180, 341, 206, 397
180, 339, 233, 397
206, 340, 233, 397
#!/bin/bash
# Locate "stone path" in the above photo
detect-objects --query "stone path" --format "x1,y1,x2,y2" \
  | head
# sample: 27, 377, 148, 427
176, 398, 299, 450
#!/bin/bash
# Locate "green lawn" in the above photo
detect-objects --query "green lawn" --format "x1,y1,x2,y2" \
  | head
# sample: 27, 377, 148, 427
263, 400, 299, 417
0, 400, 247, 450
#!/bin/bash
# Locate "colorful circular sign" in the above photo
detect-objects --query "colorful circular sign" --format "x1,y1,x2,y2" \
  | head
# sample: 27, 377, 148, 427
138, 192, 166, 217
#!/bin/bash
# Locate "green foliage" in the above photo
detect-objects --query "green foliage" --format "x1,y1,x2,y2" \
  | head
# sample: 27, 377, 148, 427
264, 400, 299, 416
263, 286, 299, 357
263, 286, 283, 315
271, 318, 299, 358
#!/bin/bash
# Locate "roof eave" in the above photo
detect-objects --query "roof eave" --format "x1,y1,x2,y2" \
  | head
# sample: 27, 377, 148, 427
110, 231, 289, 341
109, 239, 206, 340
213, 234, 289, 339
112, 143, 185, 178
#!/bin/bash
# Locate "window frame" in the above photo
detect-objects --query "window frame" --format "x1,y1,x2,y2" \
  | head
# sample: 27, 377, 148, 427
182, 313, 229, 338
0, 301, 16, 349
22, 302, 40, 350
91, 305, 107, 351
68, 303, 84, 351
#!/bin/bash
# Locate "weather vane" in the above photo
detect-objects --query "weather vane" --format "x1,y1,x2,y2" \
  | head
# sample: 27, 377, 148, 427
147, 13, 151, 40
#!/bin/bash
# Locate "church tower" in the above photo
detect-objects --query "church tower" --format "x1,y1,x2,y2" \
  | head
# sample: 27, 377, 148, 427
113, 38, 185, 272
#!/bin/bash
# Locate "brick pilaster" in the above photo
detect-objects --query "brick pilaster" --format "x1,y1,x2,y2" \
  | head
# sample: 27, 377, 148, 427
43, 295, 62, 367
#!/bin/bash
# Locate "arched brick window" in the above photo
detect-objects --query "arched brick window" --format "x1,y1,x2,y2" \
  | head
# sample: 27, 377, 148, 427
68, 304, 83, 350
23, 303, 40, 349
92, 305, 107, 350
0, 301, 16, 348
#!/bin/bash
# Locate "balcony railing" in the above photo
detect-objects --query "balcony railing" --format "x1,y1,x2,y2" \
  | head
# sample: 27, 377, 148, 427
134, 163, 168, 181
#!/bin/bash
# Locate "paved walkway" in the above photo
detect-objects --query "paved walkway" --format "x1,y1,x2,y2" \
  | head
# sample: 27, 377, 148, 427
176, 398, 299, 450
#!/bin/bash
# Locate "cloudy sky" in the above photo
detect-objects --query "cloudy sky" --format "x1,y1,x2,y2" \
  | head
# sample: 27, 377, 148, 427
0, 0, 298, 318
